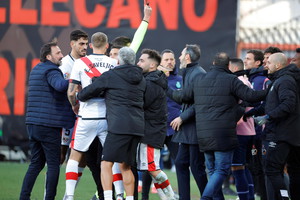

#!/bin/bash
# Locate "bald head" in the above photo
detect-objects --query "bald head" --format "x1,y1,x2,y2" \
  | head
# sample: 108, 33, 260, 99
266, 53, 287, 74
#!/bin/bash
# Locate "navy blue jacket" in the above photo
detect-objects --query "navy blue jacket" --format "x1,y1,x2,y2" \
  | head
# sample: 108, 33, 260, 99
247, 66, 269, 136
168, 62, 206, 144
26, 61, 75, 129
166, 71, 182, 136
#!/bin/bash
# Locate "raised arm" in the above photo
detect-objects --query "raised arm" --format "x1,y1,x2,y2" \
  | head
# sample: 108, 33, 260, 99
129, 4, 152, 53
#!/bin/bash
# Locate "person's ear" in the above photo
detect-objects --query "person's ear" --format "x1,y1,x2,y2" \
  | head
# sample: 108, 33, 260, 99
185, 54, 190, 62
254, 60, 261, 67
70, 41, 75, 48
46, 54, 52, 61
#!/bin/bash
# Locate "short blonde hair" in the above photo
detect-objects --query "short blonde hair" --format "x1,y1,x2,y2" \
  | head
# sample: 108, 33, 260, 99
91, 32, 108, 49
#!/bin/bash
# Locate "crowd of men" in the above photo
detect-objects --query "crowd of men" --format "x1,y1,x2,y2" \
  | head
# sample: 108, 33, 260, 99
18, 3, 300, 200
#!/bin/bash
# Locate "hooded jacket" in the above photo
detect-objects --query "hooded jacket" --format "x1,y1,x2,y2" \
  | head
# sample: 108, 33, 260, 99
247, 66, 269, 136
264, 64, 300, 146
77, 64, 146, 136
141, 70, 168, 149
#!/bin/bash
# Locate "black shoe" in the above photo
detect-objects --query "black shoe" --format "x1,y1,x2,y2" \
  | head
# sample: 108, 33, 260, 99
90, 194, 99, 200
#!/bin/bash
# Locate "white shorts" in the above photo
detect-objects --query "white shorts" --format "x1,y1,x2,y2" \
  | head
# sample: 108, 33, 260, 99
61, 127, 74, 146
70, 117, 107, 152
137, 143, 161, 171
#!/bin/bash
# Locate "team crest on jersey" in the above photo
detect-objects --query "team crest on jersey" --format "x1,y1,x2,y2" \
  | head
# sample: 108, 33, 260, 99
62, 136, 70, 144
64, 73, 70, 79
176, 81, 181, 89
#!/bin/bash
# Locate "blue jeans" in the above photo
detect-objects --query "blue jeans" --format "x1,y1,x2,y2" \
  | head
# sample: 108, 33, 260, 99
201, 150, 234, 200
20, 124, 61, 200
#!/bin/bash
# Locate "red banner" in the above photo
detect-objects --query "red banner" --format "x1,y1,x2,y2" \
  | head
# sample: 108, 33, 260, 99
0, 0, 237, 146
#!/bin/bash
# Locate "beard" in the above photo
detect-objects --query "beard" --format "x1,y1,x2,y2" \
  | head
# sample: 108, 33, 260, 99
179, 62, 186, 69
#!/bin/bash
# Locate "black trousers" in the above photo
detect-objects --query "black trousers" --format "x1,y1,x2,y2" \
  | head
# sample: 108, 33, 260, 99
85, 138, 103, 199
265, 141, 300, 200
175, 143, 207, 200
20, 124, 61, 200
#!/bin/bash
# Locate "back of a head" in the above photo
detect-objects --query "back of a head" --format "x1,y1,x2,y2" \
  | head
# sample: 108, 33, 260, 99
185, 44, 201, 62
247, 49, 264, 66
230, 58, 244, 71
118, 47, 136, 65
111, 36, 131, 47
213, 52, 229, 68
40, 41, 57, 62
91, 32, 108, 49
141, 49, 161, 66
70, 30, 88, 41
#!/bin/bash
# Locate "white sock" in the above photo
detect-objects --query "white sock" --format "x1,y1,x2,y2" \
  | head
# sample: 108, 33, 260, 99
125, 196, 134, 200
151, 176, 166, 199
104, 190, 113, 200
113, 163, 124, 196
155, 171, 175, 198
138, 180, 143, 186
65, 195, 74, 200
65, 159, 79, 196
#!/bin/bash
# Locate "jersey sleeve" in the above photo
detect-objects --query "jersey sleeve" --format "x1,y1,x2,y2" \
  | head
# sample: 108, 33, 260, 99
69, 59, 81, 84
130, 20, 148, 53
59, 56, 73, 80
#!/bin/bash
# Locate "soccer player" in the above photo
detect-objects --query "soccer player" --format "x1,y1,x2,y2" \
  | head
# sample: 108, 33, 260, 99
137, 49, 178, 200
64, 32, 117, 200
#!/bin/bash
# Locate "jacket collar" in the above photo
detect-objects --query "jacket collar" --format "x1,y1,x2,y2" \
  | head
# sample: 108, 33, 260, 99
44, 60, 59, 67
210, 65, 232, 74
186, 62, 198, 68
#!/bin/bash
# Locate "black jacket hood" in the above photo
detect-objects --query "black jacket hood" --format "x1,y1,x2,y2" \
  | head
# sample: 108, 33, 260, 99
144, 70, 168, 90
114, 64, 144, 84
248, 65, 268, 76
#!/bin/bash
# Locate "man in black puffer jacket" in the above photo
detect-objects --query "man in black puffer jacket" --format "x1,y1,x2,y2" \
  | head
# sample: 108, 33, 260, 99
137, 49, 177, 200
77, 47, 146, 200
182, 52, 267, 200
256, 53, 300, 200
